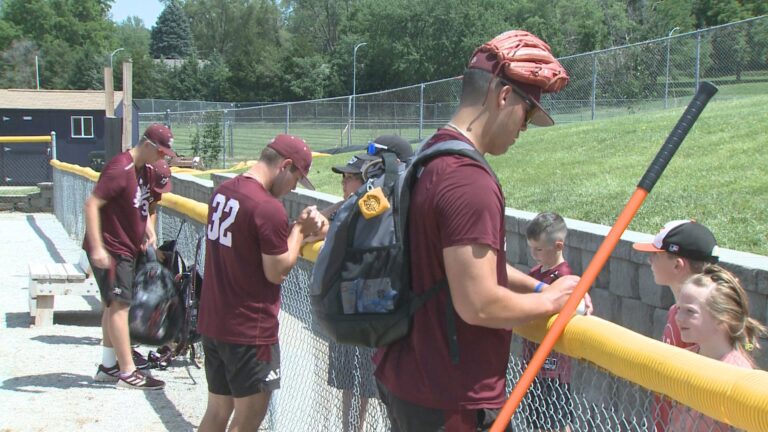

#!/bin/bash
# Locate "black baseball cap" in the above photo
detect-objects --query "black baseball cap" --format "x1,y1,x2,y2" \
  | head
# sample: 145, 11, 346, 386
367, 135, 414, 162
633, 220, 719, 263
332, 154, 377, 175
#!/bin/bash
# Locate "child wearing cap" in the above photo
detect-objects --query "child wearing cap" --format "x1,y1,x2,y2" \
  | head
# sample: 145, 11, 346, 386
631, 220, 719, 431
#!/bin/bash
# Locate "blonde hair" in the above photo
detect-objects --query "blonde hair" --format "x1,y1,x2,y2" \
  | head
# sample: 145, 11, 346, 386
686, 265, 767, 358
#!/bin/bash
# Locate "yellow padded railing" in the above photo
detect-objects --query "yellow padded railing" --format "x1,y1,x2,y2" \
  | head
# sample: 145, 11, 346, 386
0, 135, 52, 143
50, 160, 768, 431
50, 160, 208, 224
516, 314, 768, 431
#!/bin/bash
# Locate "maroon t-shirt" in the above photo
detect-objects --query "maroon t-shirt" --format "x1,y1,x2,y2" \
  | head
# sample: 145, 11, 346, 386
374, 129, 511, 410
522, 261, 573, 382
197, 175, 290, 345
84, 151, 153, 259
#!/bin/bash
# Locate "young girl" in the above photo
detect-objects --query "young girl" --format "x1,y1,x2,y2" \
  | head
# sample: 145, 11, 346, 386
671, 264, 767, 431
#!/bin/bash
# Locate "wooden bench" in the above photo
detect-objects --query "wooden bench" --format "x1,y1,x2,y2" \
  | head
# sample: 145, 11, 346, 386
28, 263, 99, 327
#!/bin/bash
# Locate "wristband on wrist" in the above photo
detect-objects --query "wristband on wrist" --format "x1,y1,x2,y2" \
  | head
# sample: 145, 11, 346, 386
534, 281, 546, 293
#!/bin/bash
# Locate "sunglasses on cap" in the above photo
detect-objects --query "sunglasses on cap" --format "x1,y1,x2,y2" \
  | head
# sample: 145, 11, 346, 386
499, 79, 536, 125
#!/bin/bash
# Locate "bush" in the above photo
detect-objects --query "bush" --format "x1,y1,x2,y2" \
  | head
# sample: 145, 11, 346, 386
190, 111, 223, 168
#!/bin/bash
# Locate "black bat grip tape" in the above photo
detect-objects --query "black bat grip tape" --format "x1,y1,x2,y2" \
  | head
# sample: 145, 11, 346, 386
638, 82, 718, 192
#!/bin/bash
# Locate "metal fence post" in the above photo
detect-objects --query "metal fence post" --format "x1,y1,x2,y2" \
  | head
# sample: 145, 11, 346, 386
591, 54, 597, 121
222, 115, 227, 169
695, 32, 701, 92
347, 96, 352, 147
665, 38, 671, 109
286, 105, 290, 134
164, 109, 171, 129
419, 83, 425, 140
50, 131, 57, 160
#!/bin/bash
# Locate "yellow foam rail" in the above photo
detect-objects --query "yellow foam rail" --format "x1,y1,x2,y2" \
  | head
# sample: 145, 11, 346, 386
516, 315, 768, 432
51, 160, 208, 224
0, 135, 52, 143
49, 160, 768, 431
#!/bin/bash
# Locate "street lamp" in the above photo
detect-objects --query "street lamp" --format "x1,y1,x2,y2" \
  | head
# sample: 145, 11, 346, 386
664, 27, 679, 109
109, 48, 125, 69
352, 42, 367, 131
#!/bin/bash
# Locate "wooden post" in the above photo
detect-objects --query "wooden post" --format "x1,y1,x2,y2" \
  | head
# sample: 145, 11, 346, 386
104, 66, 115, 117
34, 295, 55, 326
121, 60, 133, 151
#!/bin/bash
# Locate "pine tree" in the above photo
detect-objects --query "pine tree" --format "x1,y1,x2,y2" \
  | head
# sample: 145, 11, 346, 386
150, 0, 195, 59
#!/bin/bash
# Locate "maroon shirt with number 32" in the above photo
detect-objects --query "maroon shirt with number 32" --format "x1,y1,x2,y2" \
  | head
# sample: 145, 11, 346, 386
198, 175, 290, 345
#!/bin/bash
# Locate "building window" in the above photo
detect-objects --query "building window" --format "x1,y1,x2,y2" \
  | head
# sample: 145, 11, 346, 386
71, 116, 94, 138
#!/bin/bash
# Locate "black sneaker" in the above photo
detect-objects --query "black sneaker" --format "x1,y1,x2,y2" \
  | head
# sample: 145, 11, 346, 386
132, 349, 150, 370
116, 369, 165, 390
94, 364, 120, 382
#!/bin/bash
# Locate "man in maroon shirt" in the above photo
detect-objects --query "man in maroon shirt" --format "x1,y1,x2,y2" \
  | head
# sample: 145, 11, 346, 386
197, 134, 327, 432
84, 123, 176, 390
373, 32, 579, 431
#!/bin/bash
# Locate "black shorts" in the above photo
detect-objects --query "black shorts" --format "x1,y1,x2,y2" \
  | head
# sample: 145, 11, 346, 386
376, 380, 512, 432
203, 336, 281, 398
90, 253, 135, 307
526, 378, 574, 430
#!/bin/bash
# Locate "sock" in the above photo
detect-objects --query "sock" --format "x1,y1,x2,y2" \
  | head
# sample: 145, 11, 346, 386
102, 347, 117, 368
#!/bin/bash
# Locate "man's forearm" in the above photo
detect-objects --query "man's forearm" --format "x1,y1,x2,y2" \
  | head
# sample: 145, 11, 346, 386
506, 263, 540, 293
84, 198, 104, 251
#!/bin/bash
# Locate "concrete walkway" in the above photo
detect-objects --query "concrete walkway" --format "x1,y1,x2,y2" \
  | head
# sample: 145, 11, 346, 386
0, 213, 207, 431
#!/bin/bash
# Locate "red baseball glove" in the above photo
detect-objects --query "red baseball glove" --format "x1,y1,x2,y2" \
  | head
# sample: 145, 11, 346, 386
472, 30, 569, 93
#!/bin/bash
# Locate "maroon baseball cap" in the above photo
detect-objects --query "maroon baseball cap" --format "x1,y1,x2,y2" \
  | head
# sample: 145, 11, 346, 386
143, 123, 176, 157
151, 159, 173, 194
267, 134, 315, 190
468, 48, 554, 127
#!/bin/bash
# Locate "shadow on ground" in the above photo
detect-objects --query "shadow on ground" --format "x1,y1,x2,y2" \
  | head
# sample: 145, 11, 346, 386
31, 335, 101, 345
0, 372, 113, 393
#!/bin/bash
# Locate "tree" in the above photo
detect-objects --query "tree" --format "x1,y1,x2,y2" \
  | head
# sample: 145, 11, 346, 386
150, 0, 195, 59
0, 39, 38, 88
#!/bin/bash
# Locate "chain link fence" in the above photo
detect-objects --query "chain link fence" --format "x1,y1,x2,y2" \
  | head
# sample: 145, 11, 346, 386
0, 135, 54, 186
51, 163, 758, 431
137, 16, 767, 169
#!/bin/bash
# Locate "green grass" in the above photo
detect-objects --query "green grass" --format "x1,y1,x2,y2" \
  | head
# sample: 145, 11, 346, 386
0, 186, 39, 196
292, 93, 768, 256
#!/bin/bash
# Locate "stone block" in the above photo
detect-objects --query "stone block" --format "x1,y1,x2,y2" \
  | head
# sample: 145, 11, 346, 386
609, 259, 639, 298
505, 232, 525, 265
589, 287, 620, 323
620, 297, 655, 336
757, 270, 768, 296
581, 250, 610, 289
746, 289, 767, 325
652, 307, 669, 341
639, 266, 674, 308
563, 245, 582, 275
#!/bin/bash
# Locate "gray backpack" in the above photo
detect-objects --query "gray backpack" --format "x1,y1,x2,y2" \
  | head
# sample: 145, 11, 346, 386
309, 140, 498, 353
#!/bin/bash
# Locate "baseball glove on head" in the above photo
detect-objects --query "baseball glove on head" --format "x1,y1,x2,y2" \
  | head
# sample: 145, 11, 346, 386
469, 30, 569, 93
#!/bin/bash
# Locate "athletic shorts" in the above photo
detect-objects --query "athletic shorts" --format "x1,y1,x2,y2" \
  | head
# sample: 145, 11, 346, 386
90, 253, 135, 307
203, 336, 281, 398
526, 378, 574, 430
376, 380, 513, 432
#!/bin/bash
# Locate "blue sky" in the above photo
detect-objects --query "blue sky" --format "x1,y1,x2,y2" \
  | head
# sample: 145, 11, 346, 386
110, 0, 163, 28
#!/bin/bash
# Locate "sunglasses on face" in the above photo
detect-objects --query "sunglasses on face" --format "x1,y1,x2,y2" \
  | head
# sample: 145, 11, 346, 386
500, 80, 537, 125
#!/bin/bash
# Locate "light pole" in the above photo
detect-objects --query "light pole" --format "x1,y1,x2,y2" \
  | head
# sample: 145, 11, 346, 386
109, 48, 125, 69
352, 42, 367, 131
664, 27, 679, 109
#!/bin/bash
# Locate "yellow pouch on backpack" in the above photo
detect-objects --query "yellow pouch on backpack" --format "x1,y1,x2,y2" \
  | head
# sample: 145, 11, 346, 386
358, 187, 391, 219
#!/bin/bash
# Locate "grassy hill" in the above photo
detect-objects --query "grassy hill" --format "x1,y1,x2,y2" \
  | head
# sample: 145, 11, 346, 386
302, 91, 768, 255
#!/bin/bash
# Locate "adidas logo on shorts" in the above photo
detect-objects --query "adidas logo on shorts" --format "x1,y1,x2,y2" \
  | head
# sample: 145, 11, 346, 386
112, 287, 122, 295
265, 368, 281, 382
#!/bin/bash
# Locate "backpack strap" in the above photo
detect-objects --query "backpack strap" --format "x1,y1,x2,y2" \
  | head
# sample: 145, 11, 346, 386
405, 140, 501, 365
